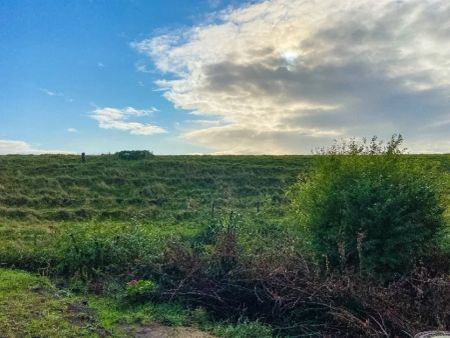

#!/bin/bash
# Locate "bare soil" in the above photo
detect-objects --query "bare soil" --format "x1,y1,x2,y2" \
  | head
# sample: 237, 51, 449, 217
122, 323, 216, 338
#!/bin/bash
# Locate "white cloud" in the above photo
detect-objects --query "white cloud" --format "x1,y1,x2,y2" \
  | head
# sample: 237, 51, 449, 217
40, 88, 61, 97
97, 62, 105, 68
67, 128, 79, 133
40, 88, 74, 102
0, 139, 73, 155
134, 0, 450, 154
90, 106, 166, 135
134, 60, 155, 73
186, 119, 224, 126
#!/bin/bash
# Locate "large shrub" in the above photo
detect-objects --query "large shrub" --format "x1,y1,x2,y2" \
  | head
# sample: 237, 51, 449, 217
289, 135, 446, 278
115, 150, 153, 160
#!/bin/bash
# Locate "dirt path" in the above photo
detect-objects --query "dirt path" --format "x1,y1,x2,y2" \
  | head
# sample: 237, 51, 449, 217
122, 323, 217, 338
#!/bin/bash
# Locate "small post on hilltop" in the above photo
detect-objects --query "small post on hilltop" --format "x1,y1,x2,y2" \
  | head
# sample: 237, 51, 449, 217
81, 152, 86, 163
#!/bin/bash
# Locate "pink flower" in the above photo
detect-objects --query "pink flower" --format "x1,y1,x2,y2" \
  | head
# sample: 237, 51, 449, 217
129, 279, 138, 286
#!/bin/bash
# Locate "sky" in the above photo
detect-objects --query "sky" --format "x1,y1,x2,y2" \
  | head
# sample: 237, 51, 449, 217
1, 0, 450, 155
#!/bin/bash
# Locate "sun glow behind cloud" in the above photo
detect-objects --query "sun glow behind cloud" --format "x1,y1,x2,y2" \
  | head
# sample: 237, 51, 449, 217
133, 0, 450, 154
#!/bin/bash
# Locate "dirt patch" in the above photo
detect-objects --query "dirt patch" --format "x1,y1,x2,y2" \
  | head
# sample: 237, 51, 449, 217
122, 323, 217, 338
67, 300, 95, 324
66, 300, 110, 337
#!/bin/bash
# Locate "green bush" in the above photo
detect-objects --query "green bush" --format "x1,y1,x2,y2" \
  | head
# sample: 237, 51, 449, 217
289, 135, 446, 278
115, 150, 153, 160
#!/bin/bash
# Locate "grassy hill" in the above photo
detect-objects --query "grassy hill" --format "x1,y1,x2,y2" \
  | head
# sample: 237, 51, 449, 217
1, 154, 450, 337
0, 154, 314, 221
2, 154, 449, 222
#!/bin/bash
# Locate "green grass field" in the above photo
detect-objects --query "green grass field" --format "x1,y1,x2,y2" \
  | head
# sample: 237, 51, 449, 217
1, 154, 449, 337
0, 154, 314, 221
0, 154, 314, 337
0, 154, 315, 272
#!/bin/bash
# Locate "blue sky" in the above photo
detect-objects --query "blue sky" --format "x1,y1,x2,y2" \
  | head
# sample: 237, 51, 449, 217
1, 0, 450, 154
0, 0, 234, 154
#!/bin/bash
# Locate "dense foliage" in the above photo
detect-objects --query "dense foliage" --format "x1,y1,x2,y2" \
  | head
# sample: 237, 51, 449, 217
115, 150, 154, 160
290, 136, 446, 278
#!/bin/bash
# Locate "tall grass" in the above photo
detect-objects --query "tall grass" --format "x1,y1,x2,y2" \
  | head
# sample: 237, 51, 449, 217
0, 154, 314, 221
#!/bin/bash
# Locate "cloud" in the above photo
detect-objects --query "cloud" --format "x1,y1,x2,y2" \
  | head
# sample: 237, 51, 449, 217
0, 139, 73, 155
67, 128, 79, 133
40, 88, 60, 97
90, 106, 166, 135
134, 60, 155, 73
40, 88, 74, 102
97, 62, 105, 68
185, 119, 224, 126
133, 0, 450, 154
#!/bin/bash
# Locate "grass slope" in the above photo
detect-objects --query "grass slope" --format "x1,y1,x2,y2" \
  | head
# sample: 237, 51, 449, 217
2, 154, 448, 222
1, 154, 449, 337
0, 268, 104, 337
0, 155, 314, 221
